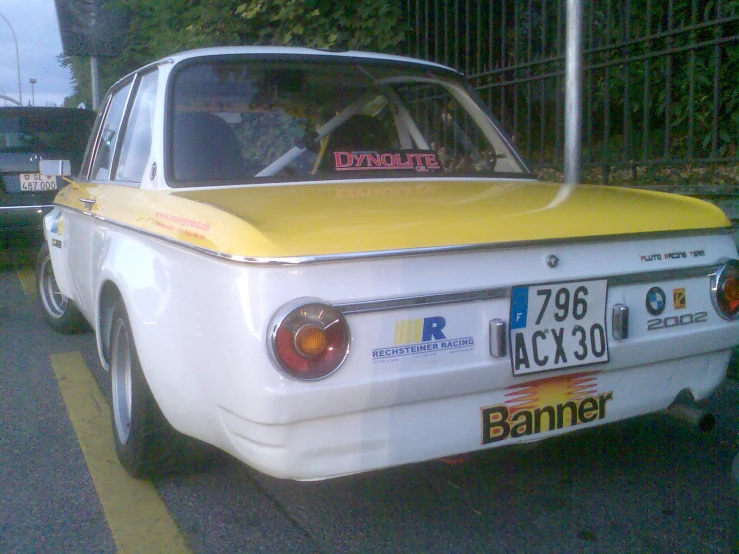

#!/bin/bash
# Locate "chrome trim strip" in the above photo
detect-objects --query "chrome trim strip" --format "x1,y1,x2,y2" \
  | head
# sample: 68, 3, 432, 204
335, 264, 722, 314
338, 288, 508, 314
63, 208, 310, 264
55, 203, 733, 267
608, 265, 720, 286
0, 204, 54, 210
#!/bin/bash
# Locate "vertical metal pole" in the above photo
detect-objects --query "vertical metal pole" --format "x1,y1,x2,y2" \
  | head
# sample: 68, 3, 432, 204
564, 0, 583, 185
0, 12, 22, 105
90, 56, 100, 110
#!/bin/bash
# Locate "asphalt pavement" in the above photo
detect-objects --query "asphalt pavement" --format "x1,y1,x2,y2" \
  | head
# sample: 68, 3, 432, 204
1, 230, 737, 553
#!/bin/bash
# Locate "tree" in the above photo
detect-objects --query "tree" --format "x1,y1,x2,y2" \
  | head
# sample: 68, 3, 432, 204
61, 0, 406, 107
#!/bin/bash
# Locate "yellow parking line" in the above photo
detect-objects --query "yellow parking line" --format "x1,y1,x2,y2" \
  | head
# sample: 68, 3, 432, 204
50, 352, 192, 554
17, 268, 36, 297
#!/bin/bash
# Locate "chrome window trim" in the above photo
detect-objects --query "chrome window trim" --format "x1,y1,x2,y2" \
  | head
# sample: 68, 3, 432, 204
54, 204, 733, 267
81, 93, 112, 180
110, 73, 142, 181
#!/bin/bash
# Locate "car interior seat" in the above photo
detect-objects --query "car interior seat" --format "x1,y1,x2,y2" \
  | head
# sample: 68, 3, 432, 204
328, 114, 393, 152
318, 114, 396, 171
172, 112, 246, 182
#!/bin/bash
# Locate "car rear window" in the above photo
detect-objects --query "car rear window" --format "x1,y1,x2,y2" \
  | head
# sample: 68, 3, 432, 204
167, 57, 526, 186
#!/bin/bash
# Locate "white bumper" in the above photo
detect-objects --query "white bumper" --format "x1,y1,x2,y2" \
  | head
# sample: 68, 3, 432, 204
217, 350, 729, 480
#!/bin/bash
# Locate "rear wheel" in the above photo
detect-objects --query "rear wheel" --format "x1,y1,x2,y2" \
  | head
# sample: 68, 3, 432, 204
110, 299, 176, 478
36, 242, 86, 333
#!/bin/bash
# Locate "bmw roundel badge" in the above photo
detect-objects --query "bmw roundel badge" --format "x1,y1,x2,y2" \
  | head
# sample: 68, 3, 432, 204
646, 286, 666, 316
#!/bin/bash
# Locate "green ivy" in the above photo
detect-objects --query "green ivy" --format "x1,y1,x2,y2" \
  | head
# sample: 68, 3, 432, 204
61, 0, 406, 108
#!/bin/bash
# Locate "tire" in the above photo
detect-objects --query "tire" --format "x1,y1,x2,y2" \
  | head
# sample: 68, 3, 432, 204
109, 299, 176, 478
36, 242, 87, 333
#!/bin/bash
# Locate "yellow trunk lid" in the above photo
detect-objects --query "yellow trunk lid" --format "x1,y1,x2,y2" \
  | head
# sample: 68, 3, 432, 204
57, 178, 730, 259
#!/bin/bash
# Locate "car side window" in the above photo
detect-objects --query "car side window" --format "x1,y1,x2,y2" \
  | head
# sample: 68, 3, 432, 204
91, 81, 133, 181
116, 71, 158, 183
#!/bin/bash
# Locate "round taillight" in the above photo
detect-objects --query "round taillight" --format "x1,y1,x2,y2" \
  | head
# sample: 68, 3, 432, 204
268, 300, 351, 380
711, 260, 739, 320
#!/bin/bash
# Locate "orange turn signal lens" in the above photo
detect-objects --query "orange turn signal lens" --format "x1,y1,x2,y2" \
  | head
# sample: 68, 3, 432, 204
295, 324, 327, 357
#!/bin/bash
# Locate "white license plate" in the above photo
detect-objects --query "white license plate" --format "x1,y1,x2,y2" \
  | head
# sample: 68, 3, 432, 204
19, 173, 58, 191
509, 279, 609, 375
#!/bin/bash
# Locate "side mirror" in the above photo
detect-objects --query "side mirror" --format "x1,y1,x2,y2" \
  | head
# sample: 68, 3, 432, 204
39, 159, 71, 176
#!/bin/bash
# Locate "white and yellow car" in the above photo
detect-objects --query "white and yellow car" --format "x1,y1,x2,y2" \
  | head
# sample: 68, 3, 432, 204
36, 47, 739, 480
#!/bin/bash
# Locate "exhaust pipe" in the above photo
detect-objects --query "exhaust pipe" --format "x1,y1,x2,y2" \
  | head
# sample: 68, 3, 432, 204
665, 403, 715, 432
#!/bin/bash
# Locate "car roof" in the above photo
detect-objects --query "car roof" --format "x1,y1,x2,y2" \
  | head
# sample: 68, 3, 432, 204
166, 46, 457, 71
119, 46, 462, 87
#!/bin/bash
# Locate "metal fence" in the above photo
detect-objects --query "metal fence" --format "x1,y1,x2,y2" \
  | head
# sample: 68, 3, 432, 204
404, 0, 739, 185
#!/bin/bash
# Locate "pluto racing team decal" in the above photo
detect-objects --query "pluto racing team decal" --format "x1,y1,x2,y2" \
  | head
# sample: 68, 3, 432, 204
481, 371, 613, 444
332, 150, 442, 172
640, 249, 705, 262
645, 285, 707, 331
372, 315, 474, 362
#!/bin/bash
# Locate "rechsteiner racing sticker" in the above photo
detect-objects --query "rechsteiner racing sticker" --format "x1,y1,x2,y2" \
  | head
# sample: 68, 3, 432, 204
481, 371, 613, 444
372, 314, 475, 363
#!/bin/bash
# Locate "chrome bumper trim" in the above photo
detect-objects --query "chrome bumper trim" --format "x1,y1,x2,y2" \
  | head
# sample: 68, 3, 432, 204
336, 264, 722, 314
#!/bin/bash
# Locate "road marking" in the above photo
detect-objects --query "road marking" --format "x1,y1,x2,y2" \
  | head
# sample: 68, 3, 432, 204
17, 268, 36, 297
50, 351, 192, 554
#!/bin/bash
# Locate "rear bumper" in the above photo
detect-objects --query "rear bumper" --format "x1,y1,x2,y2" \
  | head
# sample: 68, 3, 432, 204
217, 349, 730, 480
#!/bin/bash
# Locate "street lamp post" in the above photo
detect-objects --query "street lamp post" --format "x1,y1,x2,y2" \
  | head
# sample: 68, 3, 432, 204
0, 11, 22, 106
29, 78, 36, 106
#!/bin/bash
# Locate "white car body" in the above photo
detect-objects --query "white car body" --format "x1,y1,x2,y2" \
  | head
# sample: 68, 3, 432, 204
39, 47, 739, 480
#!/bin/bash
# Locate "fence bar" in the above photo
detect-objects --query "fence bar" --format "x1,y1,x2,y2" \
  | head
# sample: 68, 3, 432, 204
90, 56, 100, 111
687, 0, 698, 158
555, 0, 564, 160
664, 0, 674, 159
565, 0, 584, 184
642, 0, 652, 165
403, 0, 739, 179
712, 0, 723, 157
623, 0, 632, 167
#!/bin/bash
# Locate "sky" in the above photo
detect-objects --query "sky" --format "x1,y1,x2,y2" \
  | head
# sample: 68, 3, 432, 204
0, 0, 74, 107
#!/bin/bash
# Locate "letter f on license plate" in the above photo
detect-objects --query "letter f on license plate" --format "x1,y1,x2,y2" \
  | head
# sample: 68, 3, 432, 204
509, 280, 609, 376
